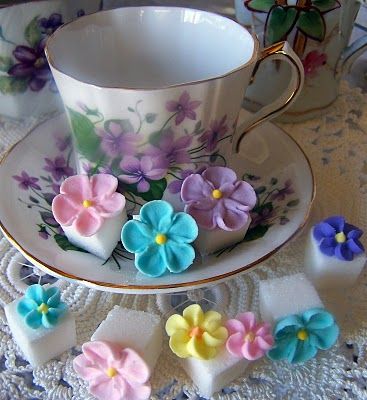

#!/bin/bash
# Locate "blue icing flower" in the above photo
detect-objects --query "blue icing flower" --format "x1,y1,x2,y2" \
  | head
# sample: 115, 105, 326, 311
121, 200, 198, 277
17, 284, 68, 329
267, 308, 339, 364
313, 215, 364, 261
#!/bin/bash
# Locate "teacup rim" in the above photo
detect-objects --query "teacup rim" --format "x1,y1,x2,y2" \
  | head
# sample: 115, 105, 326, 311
45, 5, 260, 91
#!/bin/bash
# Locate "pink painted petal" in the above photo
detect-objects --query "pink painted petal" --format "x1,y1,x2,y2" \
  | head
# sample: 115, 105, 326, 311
188, 100, 201, 110
175, 112, 185, 125
185, 203, 216, 230
95, 193, 125, 217
119, 173, 140, 185
179, 91, 190, 105
120, 156, 141, 172
60, 175, 91, 203
75, 208, 103, 236
185, 110, 197, 120
90, 375, 125, 400
166, 100, 179, 112
175, 135, 192, 149
237, 312, 256, 332
73, 354, 104, 381
109, 121, 123, 135
226, 319, 245, 335
226, 332, 244, 357
254, 335, 274, 350
52, 194, 80, 225
137, 179, 150, 193
91, 174, 118, 199
241, 340, 265, 360
202, 166, 237, 189
118, 348, 150, 384
181, 174, 213, 203
230, 181, 257, 209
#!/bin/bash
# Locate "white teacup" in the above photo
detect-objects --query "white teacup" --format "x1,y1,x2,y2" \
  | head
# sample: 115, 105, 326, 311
46, 7, 304, 204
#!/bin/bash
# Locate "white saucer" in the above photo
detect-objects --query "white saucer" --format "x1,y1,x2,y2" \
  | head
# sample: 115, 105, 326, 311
0, 113, 314, 294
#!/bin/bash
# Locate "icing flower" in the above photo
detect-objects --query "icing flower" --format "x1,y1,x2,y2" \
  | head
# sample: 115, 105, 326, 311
181, 166, 256, 231
17, 284, 67, 329
73, 341, 151, 400
165, 304, 228, 360
226, 312, 274, 360
121, 200, 198, 277
52, 174, 125, 236
267, 308, 339, 364
313, 216, 364, 261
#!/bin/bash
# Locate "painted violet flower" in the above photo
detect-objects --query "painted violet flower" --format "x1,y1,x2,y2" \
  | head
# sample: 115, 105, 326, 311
17, 284, 67, 329
226, 312, 274, 360
44, 156, 74, 181
268, 308, 339, 364
166, 91, 201, 125
313, 216, 364, 261
13, 171, 41, 190
181, 166, 257, 231
121, 200, 198, 277
73, 341, 151, 400
199, 115, 228, 151
52, 174, 125, 236
119, 156, 167, 193
38, 13, 63, 35
165, 304, 228, 360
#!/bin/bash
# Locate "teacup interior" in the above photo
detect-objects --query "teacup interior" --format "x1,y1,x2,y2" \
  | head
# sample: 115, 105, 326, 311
46, 7, 254, 89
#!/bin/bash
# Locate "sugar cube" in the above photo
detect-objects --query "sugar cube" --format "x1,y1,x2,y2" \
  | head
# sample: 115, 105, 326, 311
5, 298, 76, 367
91, 306, 162, 370
259, 273, 323, 324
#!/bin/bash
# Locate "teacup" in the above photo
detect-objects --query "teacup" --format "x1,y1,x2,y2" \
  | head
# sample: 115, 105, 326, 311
0, 0, 102, 119
46, 6, 304, 205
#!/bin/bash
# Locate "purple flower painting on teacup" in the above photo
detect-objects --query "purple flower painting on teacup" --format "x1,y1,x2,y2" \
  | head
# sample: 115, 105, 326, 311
166, 91, 201, 125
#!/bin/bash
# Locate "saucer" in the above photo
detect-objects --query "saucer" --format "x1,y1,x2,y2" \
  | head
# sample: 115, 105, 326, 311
0, 113, 314, 294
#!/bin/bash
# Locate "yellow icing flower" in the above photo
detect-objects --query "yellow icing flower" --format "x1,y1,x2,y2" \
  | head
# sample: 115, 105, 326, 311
165, 304, 228, 360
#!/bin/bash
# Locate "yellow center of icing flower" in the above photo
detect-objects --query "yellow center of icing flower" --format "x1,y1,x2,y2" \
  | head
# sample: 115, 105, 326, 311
155, 233, 167, 245
82, 199, 93, 208
212, 189, 223, 199
244, 332, 256, 342
189, 326, 204, 339
106, 367, 117, 378
335, 232, 346, 243
37, 303, 49, 314
297, 329, 308, 341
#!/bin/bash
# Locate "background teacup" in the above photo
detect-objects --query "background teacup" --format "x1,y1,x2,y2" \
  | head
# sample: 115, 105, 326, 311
0, 0, 102, 119
46, 7, 304, 206
235, 0, 367, 122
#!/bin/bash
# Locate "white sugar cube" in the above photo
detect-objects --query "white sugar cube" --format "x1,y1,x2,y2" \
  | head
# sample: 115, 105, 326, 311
259, 273, 323, 324
180, 349, 249, 398
91, 306, 162, 370
195, 218, 251, 256
304, 228, 367, 289
62, 210, 127, 260
5, 299, 76, 367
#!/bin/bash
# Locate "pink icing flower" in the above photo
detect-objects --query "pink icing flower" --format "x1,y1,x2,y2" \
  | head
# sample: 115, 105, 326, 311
52, 174, 125, 236
302, 51, 327, 78
181, 166, 257, 231
226, 312, 274, 360
73, 341, 151, 400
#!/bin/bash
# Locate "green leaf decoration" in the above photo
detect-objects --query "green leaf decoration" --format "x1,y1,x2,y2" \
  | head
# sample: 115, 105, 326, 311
244, 224, 270, 242
287, 199, 300, 207
29, 196, 39, 204
139, 178, 167, 202
104, 119, 134, 134
0, 76, 28, 94
253, 201, 273, 215
311, 0, 340, 13
265, 6, 298, 45
110, 158, 123, 175
24, 16, 42, 48
145, 113, 157, 123
67, 108, 103, 162
245, 0, 276, 13
148, 130, 163, 146
0, 56, 13, 72
128, 107, 135, 112
255, 186, 266, 195
297, 8, 325, 41
54, 234, 88, 253
270, 177, 278, 185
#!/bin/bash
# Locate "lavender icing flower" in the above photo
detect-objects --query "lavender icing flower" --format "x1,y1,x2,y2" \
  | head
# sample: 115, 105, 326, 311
181, 166, 257, 231
13, 171, 41, 190
38, 13, 63, 35
166, 91, 201, 125
313, 216, 364, 261
43, 156, 74, 181
119, 156, 167, 193
199, 115, 228, 152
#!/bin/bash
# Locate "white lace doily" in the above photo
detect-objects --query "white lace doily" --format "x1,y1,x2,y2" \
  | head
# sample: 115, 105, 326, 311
0, 81, 367, 400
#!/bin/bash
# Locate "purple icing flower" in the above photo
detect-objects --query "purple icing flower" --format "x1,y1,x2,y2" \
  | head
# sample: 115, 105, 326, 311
97, 122, 139, 158
146, 129, 192, 168
8, 39, 52, 92
271, 179, 294, 201
13, 171, 41, 190
55, 135, 71, 152
119, 156, 167, 193
313, 216, 365, 261
166, 91, 201, 125
38, 13, 63, 35
181, 166, 257, 231
199, 115, 228, 152
43, 156, 74, 181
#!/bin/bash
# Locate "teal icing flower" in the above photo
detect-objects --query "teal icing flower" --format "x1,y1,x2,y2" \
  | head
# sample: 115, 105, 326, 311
121, 200, 198, 277
17, 284, 68, 329
267, 308, 339, 364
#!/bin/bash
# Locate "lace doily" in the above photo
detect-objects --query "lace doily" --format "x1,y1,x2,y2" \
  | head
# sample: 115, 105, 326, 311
0, 80, 367, 400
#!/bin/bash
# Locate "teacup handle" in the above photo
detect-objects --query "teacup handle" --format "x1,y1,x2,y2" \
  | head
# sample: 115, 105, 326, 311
233, 41, 304, 153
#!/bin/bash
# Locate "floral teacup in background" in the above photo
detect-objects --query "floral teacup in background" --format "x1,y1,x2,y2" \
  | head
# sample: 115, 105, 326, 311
0, 0, 102, 119
235, 0, 367, 121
